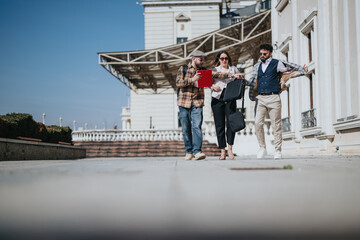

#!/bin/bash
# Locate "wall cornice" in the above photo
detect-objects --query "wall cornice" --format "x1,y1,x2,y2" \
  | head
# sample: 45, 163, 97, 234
275, 0, 289, 13
298, 9, 318, 33
333, 118, 360, 132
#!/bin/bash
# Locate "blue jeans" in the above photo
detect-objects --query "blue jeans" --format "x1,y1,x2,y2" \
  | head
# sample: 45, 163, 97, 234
179, 105, 203, 155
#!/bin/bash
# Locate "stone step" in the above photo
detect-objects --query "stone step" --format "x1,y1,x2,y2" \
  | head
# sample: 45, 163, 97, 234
86, 152, 218, 158
85, 149, 219, 155
74, 140, 220, 158
75, 141, 217, 147
82, 144, 219, 150
78, 144, 186, 150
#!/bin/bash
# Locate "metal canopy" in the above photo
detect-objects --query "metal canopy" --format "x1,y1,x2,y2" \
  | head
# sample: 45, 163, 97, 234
98, 10, 271, 93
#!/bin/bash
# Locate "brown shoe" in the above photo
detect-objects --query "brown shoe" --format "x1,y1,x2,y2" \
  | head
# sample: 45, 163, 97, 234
185, 153, 193, 160
194, 152, 206, 160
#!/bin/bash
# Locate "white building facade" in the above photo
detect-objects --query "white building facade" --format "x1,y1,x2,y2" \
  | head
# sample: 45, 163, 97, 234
129, 0, 223, 130
272, 0, 360, 155
76, 0, 360, 156
124, 0, 269, 156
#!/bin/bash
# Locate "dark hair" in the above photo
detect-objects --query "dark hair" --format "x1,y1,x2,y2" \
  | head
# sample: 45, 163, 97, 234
211, 50, 233, 68
259, 43, 273, 52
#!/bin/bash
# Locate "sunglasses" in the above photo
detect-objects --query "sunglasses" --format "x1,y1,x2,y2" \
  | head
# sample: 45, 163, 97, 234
219, 57, 229, 61
197, 58, 205, 62
260, 52, 268, 56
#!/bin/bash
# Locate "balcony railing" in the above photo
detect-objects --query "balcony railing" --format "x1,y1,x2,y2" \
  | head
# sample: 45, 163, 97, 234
301, 108, 317, 129
281, 116, 291, 132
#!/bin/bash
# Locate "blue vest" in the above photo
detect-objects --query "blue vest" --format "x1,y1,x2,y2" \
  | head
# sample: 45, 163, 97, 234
257, 59, 281, 93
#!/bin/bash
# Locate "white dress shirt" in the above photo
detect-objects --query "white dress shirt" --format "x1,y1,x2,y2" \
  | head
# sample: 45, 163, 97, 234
261, 57, 287, 73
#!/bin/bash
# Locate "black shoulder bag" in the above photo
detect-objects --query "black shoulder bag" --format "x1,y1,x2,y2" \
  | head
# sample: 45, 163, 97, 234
223, 78, 245, 102
228, 97, 246, 132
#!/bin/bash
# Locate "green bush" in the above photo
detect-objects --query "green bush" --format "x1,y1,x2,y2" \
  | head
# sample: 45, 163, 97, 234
0, 113, 72, 144
1, 113, 39, 139
46, 125, 72, 143
36, 122, 48, 142
0, 116, 5, 138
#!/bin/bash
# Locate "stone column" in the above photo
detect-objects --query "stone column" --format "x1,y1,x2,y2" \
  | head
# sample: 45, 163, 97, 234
332, 0, 341, 120
355, 0, 360, 115
291, 0, 301, 139
343, 0, 359, 116
318, 0, 334, 134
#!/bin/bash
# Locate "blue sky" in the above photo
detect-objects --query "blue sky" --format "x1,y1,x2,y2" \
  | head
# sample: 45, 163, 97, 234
0, 0, 144, 130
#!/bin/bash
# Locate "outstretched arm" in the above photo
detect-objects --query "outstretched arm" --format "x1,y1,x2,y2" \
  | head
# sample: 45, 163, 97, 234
244, 62, 260, 86
281, 60, 309, 77
246, 63, 260, 101
176, 66, 201, 88
211, 71, 233, 79
280, 64, 309, 90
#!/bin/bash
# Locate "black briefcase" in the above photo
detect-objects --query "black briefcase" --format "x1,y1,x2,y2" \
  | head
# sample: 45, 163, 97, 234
223, 78, 245, 102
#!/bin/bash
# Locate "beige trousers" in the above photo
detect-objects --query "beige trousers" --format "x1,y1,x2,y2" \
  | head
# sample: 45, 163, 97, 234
255, 94, 282, 151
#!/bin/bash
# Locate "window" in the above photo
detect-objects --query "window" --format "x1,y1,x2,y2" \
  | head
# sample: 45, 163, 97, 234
299, 10, 318, 130
301, 72, 317, 129
177, 38, 187, 44
306, 30, 313, 62
287, 87, 290, 117
261, 0, 271, 10
309, 73, 314, 109
299, 10, 317, 64
175, 13, 190, 44
280, 47, 291, 117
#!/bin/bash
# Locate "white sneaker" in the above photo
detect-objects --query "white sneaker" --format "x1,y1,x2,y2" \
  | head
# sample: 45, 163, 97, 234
274, 151, 282, 159
257, 148, 267, 159
194, 152, 206, 160
185, 154, 193, 160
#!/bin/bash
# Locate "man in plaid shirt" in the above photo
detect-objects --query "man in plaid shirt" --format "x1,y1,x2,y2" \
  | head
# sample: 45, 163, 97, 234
176, 50, 240, 160
246, 43, 308, 159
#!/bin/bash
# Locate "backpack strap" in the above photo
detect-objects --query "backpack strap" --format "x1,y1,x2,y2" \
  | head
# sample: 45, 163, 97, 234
177, 64, 189, 97
182, 64, 188, 78
241, 95, 245, 114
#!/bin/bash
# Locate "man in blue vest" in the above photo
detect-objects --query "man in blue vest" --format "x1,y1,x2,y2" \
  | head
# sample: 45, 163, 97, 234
248, 44, 308, 159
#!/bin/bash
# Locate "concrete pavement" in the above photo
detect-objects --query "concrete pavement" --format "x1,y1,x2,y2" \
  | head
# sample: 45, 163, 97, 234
0, 155, 360, 239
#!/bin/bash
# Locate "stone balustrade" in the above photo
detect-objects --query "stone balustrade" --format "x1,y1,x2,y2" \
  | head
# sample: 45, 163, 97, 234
72, 120, 273, 142
72, 129, 183, 142
301, 108, 317, 129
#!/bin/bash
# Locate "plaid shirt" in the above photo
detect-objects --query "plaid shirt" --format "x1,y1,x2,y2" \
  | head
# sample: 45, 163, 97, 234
176, 63, 233, 108
247, 59, 307, 101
